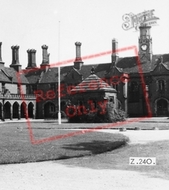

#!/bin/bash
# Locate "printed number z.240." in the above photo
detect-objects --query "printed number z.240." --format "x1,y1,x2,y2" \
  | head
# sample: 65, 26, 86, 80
129, 157, 156, 165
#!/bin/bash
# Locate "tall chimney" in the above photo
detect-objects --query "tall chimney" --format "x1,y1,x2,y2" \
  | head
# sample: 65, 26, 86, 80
111, 38, 118, 66
40, 45, 50, 69
74, 42, 83, 70
26, 49, 37, 69
10, 45, 21, 71
0, 42, 4, 68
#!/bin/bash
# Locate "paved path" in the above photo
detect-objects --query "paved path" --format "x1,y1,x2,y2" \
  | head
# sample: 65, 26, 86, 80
1, 160, 169, 190
0, 130, 169, 190
101, 129, 169, 144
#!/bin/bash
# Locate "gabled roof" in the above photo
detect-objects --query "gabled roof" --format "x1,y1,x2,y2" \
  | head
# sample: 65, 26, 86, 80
23, 53, 169, 85
95, 63, 110, 78
60, 65, 73, 75
123, 61, 152, 74
71, 72, 116, 94
116, 56, 138, 68
24, 68, 42, 84
0, 69, 11, 82
80, 64, 97, 79
39, 67, 58, 83
0, 67, 29, 84
24, 67, 59, 84
60, 64, 96, 82
116, 54, 169, 74
162, 62, 169, 70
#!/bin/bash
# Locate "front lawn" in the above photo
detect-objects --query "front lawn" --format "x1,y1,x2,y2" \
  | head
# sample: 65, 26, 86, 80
58, 140, 169, 180
0, 122, 128, 164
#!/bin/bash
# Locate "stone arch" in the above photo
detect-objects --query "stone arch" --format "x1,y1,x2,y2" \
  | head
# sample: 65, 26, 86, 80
28, 102, 34, 118
155, 98, 169, 116
21, 102, 27, 118
13, 101, 19, 119
44, 101, 55, 118
4, 101, 11, 119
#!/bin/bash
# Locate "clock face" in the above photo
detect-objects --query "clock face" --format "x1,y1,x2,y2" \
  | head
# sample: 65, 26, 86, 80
141, 44, 148, 51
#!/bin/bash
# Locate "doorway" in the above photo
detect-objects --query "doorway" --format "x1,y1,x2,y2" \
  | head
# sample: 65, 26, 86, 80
156, 99, 168, 116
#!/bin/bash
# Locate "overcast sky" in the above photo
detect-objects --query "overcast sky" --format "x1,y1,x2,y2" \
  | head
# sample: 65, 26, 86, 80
1, 0, 169, 68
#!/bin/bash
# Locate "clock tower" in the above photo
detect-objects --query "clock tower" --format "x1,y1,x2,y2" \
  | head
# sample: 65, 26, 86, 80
139, 23, 152, 62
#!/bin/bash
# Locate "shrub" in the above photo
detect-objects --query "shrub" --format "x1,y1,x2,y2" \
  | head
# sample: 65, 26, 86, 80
106, 102, 126, 122
67, 102, 126, 123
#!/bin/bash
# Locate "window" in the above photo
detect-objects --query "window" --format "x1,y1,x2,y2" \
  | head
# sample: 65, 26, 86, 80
158, 80, 165, 91
50, 104, 55, 112
109, 96, 114, 103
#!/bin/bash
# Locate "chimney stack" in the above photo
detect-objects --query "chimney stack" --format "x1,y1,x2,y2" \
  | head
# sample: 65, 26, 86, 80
74, 42, 83, 70
40, 45, 50, 69
111, 38, 118, 66
0, 42, 4, 68
10, 45, 21, 71
26, 49, 37, 69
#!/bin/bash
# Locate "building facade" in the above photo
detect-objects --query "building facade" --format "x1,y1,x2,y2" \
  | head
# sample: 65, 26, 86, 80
0, 43, 36, 121
1, 22, 169, 121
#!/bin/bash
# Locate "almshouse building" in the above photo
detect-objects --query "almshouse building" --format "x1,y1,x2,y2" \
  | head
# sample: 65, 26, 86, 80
1, 22, 169, 121
0, 43, 36, 121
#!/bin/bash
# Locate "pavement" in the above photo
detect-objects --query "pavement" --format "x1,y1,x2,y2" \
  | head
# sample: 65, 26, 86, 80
1, 159, 169, 190
0, 118, 169, 190
0, 116, 168, 124
102, 129, 169, 144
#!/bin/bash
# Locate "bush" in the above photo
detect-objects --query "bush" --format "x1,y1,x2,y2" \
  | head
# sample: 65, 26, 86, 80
67, 102, 126, 123
106, 107, 126, 122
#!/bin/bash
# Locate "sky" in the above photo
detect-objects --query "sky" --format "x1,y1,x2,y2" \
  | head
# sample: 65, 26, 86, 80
0, 0, 169, 68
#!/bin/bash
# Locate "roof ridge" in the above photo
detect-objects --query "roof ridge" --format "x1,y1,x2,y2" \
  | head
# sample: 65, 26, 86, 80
73, 67, 82, 75
38, 71, 44, 83
1, 68, 13, 80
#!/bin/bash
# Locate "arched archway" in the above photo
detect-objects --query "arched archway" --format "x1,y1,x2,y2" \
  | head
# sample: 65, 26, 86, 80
28, 102, 34, 118
21, 102, 27, 118
44, 102, 55, 118
4, 102, 11, 119
156, 98, 169, 116
13, 102, 19, 119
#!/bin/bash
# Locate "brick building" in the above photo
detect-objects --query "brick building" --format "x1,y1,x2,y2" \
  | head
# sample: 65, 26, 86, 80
0, 43, 36, 121
1, 22, 169, 121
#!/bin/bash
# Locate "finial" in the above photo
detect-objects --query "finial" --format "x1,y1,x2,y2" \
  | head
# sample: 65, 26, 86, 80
160, 56, 163, 63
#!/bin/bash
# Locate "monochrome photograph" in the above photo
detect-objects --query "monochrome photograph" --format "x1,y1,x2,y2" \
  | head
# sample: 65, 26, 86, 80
0, 0, 169, 189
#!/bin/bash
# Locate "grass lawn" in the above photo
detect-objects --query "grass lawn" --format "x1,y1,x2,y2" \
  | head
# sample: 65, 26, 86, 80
0, 122, 128, 164
58, 140, 169, 180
